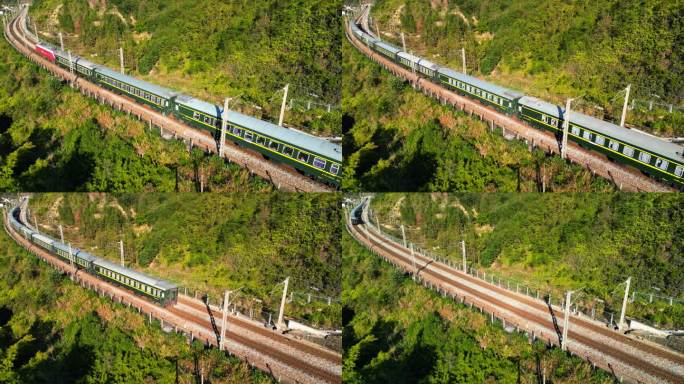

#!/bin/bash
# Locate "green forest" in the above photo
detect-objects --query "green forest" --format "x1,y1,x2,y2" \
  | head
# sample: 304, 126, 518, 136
343, 41, 614, 192
0, 33, 271, 192
365, 0, 683, 136
29, 0, 342, 136
343, 232, 614, 383
0, 228, 275, 383
367, 193, 684, 329
27, 192, 341, 328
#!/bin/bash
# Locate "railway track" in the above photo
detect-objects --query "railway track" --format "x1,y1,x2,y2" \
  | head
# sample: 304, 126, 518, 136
4, 6, 333, 193
346, 198, 684, 384
346, 6, 675, 192
5, 201, 341, 384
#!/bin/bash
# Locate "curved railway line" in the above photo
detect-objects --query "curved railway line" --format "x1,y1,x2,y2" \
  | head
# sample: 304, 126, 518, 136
5, 200, 341, 384
3, 6, 333, 192
345, 6, 675, 192
346, 198, 684, 384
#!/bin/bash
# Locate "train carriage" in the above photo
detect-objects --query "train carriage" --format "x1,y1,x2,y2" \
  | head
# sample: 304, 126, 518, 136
52, 49, 99, 81
93, 258, 178, 306
94, 66, 177, 115
34, 43, 55, 62
437, 67, 523, 114
31, 233, 54, 251
350, 200, 365, 225
416, 58, 440, 80
518, 96, 684, 187
174, 95, 343, 185
372, 41, 401, 61
397, 51, 420, 72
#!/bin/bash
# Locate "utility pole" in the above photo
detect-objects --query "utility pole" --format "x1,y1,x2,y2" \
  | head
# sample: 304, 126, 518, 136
219, 290, 229, 350
619, 277, 631, 331
461, 47, 466, 74
277, 277, 289, 331
219, 98, 229, 158
59, 32, 64, 51
68, 242, 74, 268
401, 32, 406, 51
461, 240, 467, 272
401, 225, 407, 248
410, 243, 417, 281
561, 290, 572, 350
620, 84, 631, 128
278, 84, 289, 127
119, 47, 124, 75
119, 240, 125, 267
561, 98, 572, 159
68, 50, 73, 74
59, 224, 64, 243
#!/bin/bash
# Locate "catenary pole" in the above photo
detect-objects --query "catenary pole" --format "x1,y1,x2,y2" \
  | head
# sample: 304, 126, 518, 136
461, 47, 466, 74
277, 277, 289, 330
561, 98, 572, 159
401, 225, 407, 248
410, 243, 417, 281
620, 84, 631, 127
278, 84, 289, 127
619, 277, 631, 330
119, 47, 124, 74
561, 291, 572, 350
461, 240, 467, 272
219, 290, 229, 350
119, 240, 124, 267
220, 98, 229, 158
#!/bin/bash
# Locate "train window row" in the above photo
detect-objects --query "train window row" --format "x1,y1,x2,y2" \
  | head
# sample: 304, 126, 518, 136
418, 65, 434, 77
100, 76, 164, 106
99, 267, 161, 297
443, 76, 506, 107
375, 46, 394, 58
76, 66, 91, 77
229, 125, 339, 175
185, 107, 340, 175
537, 108, 682, 176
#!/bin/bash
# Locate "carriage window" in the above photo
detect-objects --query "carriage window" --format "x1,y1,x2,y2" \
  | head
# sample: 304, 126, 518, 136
330, 163, 340, 175
622, 146, 634, 157
193, 112, 201, 120
582, 130, 591, 140
541, 115, 547, 124
638, 152, 651, 164
298, 152, 310, 163
595, 135, 605, 146
571, 126, 580, 135
313, 157, 326, 169
284, 146, 294, 157
204, 116, 211, 124
675, 166, 683, 177
551, 118, 558, 127
609, 140, 620, 151
232, 127, 242, 135
269, 140, 279, 150
655, 158, 669, 170
256, 136, 266, 145
244, 132, 253, 141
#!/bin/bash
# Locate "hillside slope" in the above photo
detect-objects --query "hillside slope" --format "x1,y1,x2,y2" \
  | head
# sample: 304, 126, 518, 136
30, 0, 342, 135
0, 36, 266, 192
367, 0, 684, 136
368, 193, 684, 328
28, 193, 341, 327
0, 228, 273, 383
342, 41, 615, 192
343, 232, 613, 383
